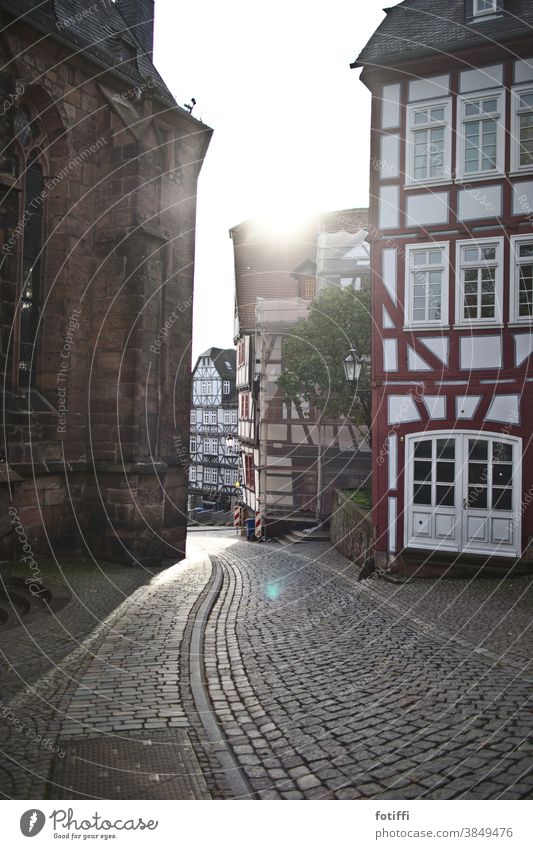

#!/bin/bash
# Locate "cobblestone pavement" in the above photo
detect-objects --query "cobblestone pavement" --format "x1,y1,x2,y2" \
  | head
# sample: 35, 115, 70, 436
194, 531, 533, 800
1, 530, 532, 800
0, 553, 211, 798
291, 541, 533, 669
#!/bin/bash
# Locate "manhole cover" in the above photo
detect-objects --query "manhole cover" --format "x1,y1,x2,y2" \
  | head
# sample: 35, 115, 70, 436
50, 730, 210, 799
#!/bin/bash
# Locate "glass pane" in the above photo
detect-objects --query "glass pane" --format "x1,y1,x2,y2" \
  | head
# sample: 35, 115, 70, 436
518, 243, 533, 258
468, 487, 487, 509
437, 439, 455, 459
493, 442, 512, 462
414, 440, 432, 458
465, 102, 480, 117
430, 107, 445, 122
492, 488, 512, 511
437, 461, 455, 482
414, 461, 432, 482
436, 485, 455, 507
493, 464, 512, 486
469, 439, 488, 460
482, 99, 498, 113
519, 265, 533, 315
464, 248, 479, 263
481, 245, 496, 261
413, 484, 432, 505
519, 93, 533, 109
468, 463, 488, 484
429, 251, 442, 264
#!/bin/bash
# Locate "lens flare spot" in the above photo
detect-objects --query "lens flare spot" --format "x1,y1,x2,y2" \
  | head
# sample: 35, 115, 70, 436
265, 582, 281, 601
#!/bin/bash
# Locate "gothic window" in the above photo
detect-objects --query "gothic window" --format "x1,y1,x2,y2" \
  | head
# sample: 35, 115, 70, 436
3, 104, 46, 389
19, 153, 44, 386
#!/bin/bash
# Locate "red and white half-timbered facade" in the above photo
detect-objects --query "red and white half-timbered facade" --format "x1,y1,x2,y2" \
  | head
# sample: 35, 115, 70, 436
355, 0, 533, 566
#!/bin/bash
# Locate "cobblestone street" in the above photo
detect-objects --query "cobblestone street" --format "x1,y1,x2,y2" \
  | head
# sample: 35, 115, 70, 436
1, 529, 532, 800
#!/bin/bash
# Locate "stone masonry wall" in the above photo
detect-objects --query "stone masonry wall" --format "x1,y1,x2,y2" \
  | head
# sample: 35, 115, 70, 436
330, 489, 374, 573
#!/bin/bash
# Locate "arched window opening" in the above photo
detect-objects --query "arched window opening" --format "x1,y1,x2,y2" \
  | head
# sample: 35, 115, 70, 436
18, 153, 44, 387
2, 103, 47, 390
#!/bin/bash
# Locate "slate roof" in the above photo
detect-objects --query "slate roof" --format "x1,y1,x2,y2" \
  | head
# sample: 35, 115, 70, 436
0, 0, 200, 117
197, 348, 236, 382
354, 0, 533, 70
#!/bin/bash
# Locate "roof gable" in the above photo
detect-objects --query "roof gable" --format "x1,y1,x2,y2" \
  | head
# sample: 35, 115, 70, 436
355, 0, 533, 71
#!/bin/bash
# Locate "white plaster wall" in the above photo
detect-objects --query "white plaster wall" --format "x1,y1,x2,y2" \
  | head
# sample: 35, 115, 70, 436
458, 185, 502, 221
381, 83, 401, 128
388, 395, 420, 425
456, 395, 481, 419
512, 181, 533, 216
380, 133, 400, 179
485, 395, 520, 424
515, 58, 533, 84
406, 192, 449, 227
408, 75, 450, 102
379, 185, 400, 229
460, 336, 502, 370
459, 64, 503, 92
382, 248, 397, 304
383, 338, 398, 372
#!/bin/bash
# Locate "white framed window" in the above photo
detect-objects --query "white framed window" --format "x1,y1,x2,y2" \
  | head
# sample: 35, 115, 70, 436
455, 238, 504, 325
511, 85, 533, 173
231, 410, 238, 424
204, 467, 218, 484
239, 392, 250, 419
473, 0, 497, 16
190, 436, 197, 453
223, 409, 231, 424
189, 466, 197, 483
201, 380, 207, 394
204, 437, 218, 455
510, 235, 533, 322
223, 380, 230, 394
224, 468, 238, 486
190, 410, 196, 424
406, 99, 452, 185
405, 243, 449, 328
202, 409, 217, 425
457, 91, 504, 178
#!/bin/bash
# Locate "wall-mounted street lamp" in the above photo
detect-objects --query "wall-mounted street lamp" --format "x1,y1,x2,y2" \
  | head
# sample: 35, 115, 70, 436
225, 433, 234, 450
343, 349, 363, 383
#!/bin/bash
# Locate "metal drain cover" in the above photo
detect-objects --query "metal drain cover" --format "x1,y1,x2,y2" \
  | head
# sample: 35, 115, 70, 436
50, 730, 210, 799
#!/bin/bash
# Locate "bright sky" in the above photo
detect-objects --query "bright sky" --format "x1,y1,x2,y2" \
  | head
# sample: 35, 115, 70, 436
153, 0, 401, 361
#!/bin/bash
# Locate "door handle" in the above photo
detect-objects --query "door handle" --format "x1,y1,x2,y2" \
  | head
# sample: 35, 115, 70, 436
463, 497, 469, 509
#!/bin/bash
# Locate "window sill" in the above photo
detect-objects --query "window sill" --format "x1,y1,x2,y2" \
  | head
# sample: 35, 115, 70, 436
404, 180, 451, 191
455, 173, 504, 185
404, 325, 450, 331
509, 170, 533, 179
508, 321, 533, 328
453, 323, 504, 330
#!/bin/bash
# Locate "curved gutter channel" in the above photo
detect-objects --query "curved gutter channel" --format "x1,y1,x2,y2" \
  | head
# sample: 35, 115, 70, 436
188, 554, 255, 800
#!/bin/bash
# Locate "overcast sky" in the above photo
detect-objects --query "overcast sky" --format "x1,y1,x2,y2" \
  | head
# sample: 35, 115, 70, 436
153, 0, 401, 361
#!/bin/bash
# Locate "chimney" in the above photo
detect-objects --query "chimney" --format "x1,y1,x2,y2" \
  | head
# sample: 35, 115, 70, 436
116, 0, 155, 59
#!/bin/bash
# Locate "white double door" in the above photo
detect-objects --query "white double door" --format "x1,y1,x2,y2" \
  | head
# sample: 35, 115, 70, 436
405, 431, 521, 557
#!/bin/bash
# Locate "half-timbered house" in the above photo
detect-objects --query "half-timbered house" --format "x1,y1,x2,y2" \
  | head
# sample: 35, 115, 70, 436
354, 0, 533, 571
189, 348, 238, 509
232, 210, 372, 536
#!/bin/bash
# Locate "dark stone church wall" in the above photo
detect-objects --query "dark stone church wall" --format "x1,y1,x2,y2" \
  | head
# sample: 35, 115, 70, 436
0, 18, 211, 566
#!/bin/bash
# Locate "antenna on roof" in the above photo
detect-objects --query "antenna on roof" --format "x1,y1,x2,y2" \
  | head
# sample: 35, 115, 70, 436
184, 97, 196, 114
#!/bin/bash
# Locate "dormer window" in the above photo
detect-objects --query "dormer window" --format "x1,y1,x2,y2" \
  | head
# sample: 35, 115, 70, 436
473, 0, 497, 16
